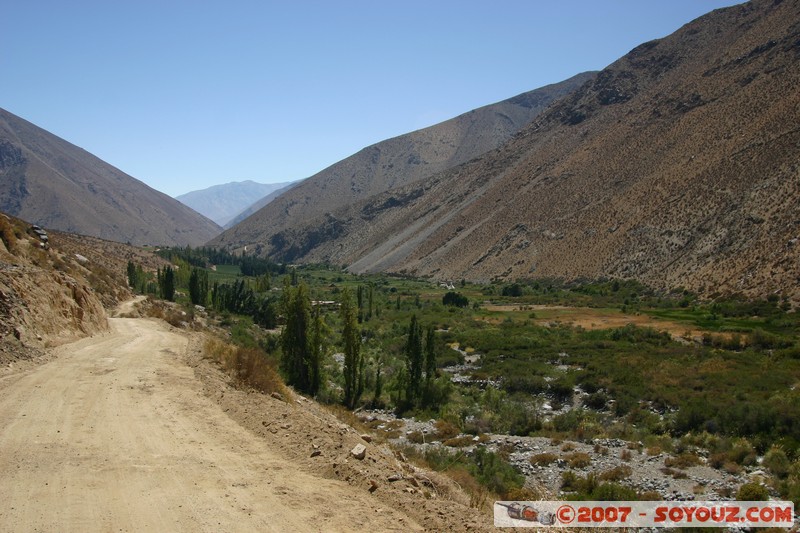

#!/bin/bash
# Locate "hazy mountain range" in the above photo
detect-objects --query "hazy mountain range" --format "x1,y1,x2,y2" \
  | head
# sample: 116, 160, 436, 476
176, 180, 296, 227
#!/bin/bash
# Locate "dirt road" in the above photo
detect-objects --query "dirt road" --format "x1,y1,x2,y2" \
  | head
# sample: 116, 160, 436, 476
0, 318, 420, 532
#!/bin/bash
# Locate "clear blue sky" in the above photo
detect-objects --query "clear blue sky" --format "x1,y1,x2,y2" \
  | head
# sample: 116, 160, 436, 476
2, 1, 741, 197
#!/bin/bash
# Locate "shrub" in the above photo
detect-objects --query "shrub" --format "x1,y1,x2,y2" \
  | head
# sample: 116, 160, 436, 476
501, 283, 524, 297
709, 452, 727, 469
470, 446, 525, 498
736, 482, 769, 501
406, 430, 425, 444
530, 453, 558, 466
750, 328, 792, 350
433, 419, 460, 441
443, 435, 476, 447
204, 338, 287, 397
234, 346, 285, 395
723, 462, 742, 475
565, 452, 592, 469
664, 452, 703, 469
584, 392, 609, 410
591, 482, 638, 501
599, 465, 632, 482
442, 291, 469, 308
728, 440, 758, 466
660, 467, 688, 479
762, 447, 790, 478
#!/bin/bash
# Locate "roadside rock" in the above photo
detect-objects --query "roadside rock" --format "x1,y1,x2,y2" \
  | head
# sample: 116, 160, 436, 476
351, 443, 367, 460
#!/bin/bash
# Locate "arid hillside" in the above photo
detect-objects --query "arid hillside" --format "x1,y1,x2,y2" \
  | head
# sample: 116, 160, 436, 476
0, 108, 220, 246
210, 72, 595, 249
236, 0, 800, 301
0, 214, 108, 364
0, 212, 170, 366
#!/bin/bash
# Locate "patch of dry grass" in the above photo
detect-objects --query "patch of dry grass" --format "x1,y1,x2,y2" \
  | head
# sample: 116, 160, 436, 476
204, 337, 288, 398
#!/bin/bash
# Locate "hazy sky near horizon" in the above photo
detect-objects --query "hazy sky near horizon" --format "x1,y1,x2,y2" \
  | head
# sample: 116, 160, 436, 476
2, 1, 741, 197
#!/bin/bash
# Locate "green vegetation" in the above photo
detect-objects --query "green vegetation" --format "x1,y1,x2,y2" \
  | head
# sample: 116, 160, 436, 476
280, 279, 321, 396
341, 287, 363, 409
130, 256, 800, 501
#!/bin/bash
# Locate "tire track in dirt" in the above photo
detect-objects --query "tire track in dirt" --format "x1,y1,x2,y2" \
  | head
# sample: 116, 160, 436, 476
0, 317, 420, 532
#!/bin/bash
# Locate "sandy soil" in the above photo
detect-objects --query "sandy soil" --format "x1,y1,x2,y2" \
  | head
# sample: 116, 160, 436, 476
483, 304, 703, 339
0, 317, 426, 532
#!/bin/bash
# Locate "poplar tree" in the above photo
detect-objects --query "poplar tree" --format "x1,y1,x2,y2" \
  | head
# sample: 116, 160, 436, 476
341, 288, 363, 408
188, 267, 208, 305
424, 325, 436, 382
280, 279, 318, 394
405, 315, 423, 406
158, 266, 175, 301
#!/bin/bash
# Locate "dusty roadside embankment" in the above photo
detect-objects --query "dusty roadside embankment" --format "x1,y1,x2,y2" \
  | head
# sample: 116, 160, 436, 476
1, 215, 114, 371
0, 316, 493, 532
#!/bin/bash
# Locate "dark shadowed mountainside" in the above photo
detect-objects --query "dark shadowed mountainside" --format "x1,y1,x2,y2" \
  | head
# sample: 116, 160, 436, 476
0, 109, 220, 246
223, 0, 800, 301
209, 72, 596, 248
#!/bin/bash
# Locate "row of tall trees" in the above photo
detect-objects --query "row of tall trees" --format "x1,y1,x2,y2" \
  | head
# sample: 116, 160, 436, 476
341, 288, 364, 408
188, 267, 209, 305
278, 283, 368, 409
398, 315, 447, 412
126, 261, 147, 293
155, 246, 284, 276
356, 284, 378, 322
279, 279, 324, 396
157, 266, 175, 301
127, 259, 444, 414
126, 260, 176, 301
210, 279, 278, 328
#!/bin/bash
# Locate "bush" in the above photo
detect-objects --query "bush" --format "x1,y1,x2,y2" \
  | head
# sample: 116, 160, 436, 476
762, 447, 791, 478
443, 435, 476, 447
501, 283, 524, 297
503, 375, 547, 395
664, 452, 703, 469
591, 482, 638, 501
728, 439, 758, 466
470, 446, 525, 498
433, 419, 460, 441
204, 338, 287, 397
530, 452, 558, 466
584, 392, 609, 410
565, 452, 592, 468
736, 482, 769, 501
599, 465, 632, 482
750, 328, 792, 350
442, 291, 469, 308
407, 430, 425, 444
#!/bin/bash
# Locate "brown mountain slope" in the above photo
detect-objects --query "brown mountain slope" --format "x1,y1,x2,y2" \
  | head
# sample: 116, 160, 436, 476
248, 0, 800, 300
0, 109, 220, 246
210, 71, 595, 249
0, 214, 109, 364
